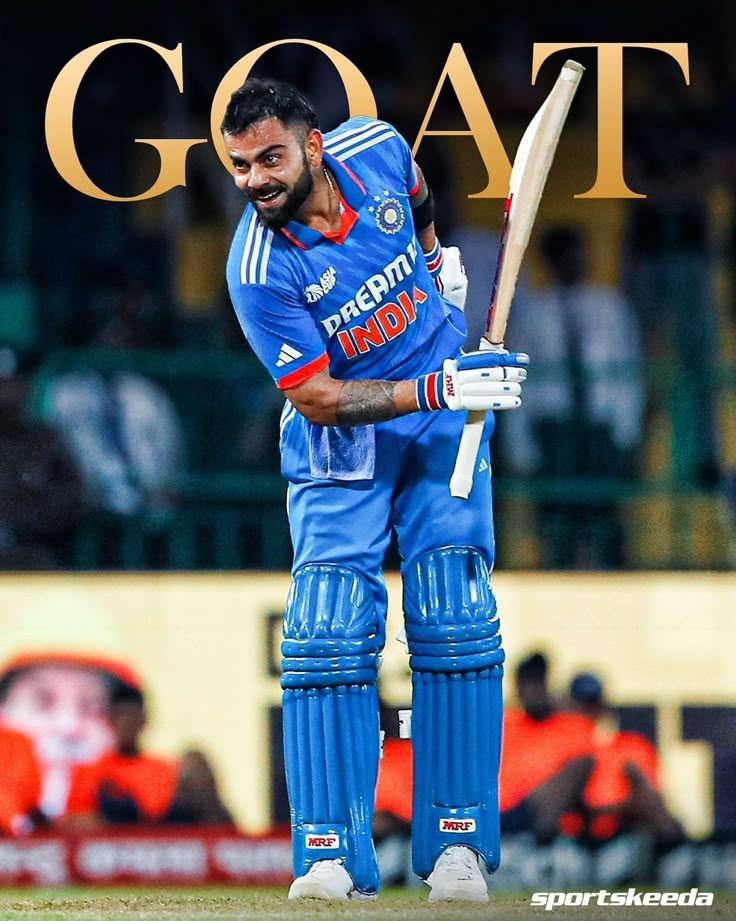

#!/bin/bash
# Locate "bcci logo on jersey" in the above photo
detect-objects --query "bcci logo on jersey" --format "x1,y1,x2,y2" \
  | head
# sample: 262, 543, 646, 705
374, 195, 404, 235
305, 266, 337, 303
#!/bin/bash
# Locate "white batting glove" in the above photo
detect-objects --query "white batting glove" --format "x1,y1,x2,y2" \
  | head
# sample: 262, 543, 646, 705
424, 241, 468, 312
416, 349, 529, 412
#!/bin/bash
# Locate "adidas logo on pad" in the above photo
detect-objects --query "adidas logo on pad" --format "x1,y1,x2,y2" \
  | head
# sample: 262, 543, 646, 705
276, 343, 303, 367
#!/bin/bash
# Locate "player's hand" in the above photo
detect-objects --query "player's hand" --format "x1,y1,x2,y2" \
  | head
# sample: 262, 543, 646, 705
424, 242, 468, 312
416, 349, 529, 412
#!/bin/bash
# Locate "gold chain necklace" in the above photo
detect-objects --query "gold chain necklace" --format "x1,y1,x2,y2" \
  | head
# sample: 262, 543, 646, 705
323, 166, 339, 213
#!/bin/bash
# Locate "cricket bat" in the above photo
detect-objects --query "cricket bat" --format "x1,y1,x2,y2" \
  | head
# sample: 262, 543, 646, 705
449, 58, 585, 499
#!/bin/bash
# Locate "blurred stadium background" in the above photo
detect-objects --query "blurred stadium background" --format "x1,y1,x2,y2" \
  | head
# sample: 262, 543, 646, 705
0, 0, 734, 897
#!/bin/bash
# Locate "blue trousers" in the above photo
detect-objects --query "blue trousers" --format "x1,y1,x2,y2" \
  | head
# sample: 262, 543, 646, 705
286, 408, 496, 595
281, 407, 500, 890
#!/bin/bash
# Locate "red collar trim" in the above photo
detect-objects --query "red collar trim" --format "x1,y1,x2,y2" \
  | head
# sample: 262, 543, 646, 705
321, 194, 359, 244
279, 193, 359, 247
280, 226, 308, 249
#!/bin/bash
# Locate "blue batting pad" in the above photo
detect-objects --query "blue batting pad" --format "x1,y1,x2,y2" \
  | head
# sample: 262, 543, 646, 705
282, 564, 381, 894
403, 546, 504, 877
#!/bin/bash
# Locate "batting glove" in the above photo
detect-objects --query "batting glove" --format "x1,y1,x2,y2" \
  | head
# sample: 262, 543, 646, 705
416, 349, 529, 412
424, 240, 468, 312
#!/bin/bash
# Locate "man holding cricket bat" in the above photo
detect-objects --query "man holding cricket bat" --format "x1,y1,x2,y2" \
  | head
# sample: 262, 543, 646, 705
222, 77, 528, 902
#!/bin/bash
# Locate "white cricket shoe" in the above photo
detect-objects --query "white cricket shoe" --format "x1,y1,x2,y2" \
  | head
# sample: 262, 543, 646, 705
288, 859, 353, 900
426, 846, 489, 902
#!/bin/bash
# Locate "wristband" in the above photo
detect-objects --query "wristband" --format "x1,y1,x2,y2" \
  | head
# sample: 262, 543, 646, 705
415, 371, 444, 412
423, 238, 443, 278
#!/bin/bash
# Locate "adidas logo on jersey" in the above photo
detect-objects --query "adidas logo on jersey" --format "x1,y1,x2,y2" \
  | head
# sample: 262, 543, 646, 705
276, 343, 304, 367
305, 267, 337, 303
477, 458, 489, 473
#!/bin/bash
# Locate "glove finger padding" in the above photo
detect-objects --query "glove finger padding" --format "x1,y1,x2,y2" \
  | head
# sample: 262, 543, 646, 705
462, 394, 522, 411
457, 350, 529, 370
460, 381, 522, 397
456, 367, 527, 383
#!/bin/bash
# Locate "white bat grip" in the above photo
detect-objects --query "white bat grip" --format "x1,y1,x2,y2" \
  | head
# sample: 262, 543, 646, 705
449, 409, 486, 498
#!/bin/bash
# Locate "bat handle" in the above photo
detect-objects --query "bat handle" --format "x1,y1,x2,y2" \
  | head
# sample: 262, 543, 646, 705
449, 337, 501, 499
449, 409, 486, 498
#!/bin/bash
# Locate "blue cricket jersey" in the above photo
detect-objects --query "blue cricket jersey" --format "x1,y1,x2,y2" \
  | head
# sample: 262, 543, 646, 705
226, 116, 466, 388
226, 117, 496, 590
226, 116, 468, 482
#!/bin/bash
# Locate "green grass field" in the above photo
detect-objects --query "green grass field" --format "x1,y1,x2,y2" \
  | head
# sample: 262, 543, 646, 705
0, 887, 731, 921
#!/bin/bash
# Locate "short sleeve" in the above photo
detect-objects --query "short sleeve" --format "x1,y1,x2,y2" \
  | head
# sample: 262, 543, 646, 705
376, 119, 418, 194
328, 116, 418, 195
228, 280, 329, 389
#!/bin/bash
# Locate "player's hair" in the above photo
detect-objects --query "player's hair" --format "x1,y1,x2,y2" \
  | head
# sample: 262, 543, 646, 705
221, 78, 319, 137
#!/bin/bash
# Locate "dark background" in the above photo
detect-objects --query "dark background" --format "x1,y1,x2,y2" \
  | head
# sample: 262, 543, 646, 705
1, 0, 734, 573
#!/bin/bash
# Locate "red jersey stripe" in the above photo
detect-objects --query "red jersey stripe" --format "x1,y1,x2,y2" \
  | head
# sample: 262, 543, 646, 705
277, 353, 329, 390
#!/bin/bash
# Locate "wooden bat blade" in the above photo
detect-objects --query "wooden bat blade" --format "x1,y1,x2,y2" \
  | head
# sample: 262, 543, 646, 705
449, 59, 584, 500
487, 59, 584, 346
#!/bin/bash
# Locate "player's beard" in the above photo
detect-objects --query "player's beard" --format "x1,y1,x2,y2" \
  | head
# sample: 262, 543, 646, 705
248, 152, 314, 229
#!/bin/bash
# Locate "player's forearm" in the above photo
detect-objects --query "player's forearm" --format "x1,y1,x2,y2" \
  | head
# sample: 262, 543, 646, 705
335, 379, 417, 425
286, 372, 418, 426
286, 350, 527, 424
417, 224, 437, 255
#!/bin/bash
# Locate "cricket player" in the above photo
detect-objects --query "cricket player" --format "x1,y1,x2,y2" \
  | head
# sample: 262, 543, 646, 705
223, 78, 528, 902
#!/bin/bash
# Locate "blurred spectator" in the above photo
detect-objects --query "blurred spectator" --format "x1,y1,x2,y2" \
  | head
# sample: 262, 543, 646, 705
40, 305, 184, 518
0, 724, 45, 837
0, 651, 139, 819
500, 652, 594, 844
0, 347, 86, 569
501, 225, 644, 568
94, 275, 173, 351
173, 170, 231, 349
565, 672, 684, 846
64, 684, 234, 827
374, 736, 412, 835
624, 60, 720, 489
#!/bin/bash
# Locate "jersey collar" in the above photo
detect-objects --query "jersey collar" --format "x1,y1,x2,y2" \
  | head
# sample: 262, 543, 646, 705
279, 151, 367, 249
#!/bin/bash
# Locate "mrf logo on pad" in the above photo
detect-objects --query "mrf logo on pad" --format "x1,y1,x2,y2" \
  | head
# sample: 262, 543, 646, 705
306, 834, 340, 849
439, 818, 476, 833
